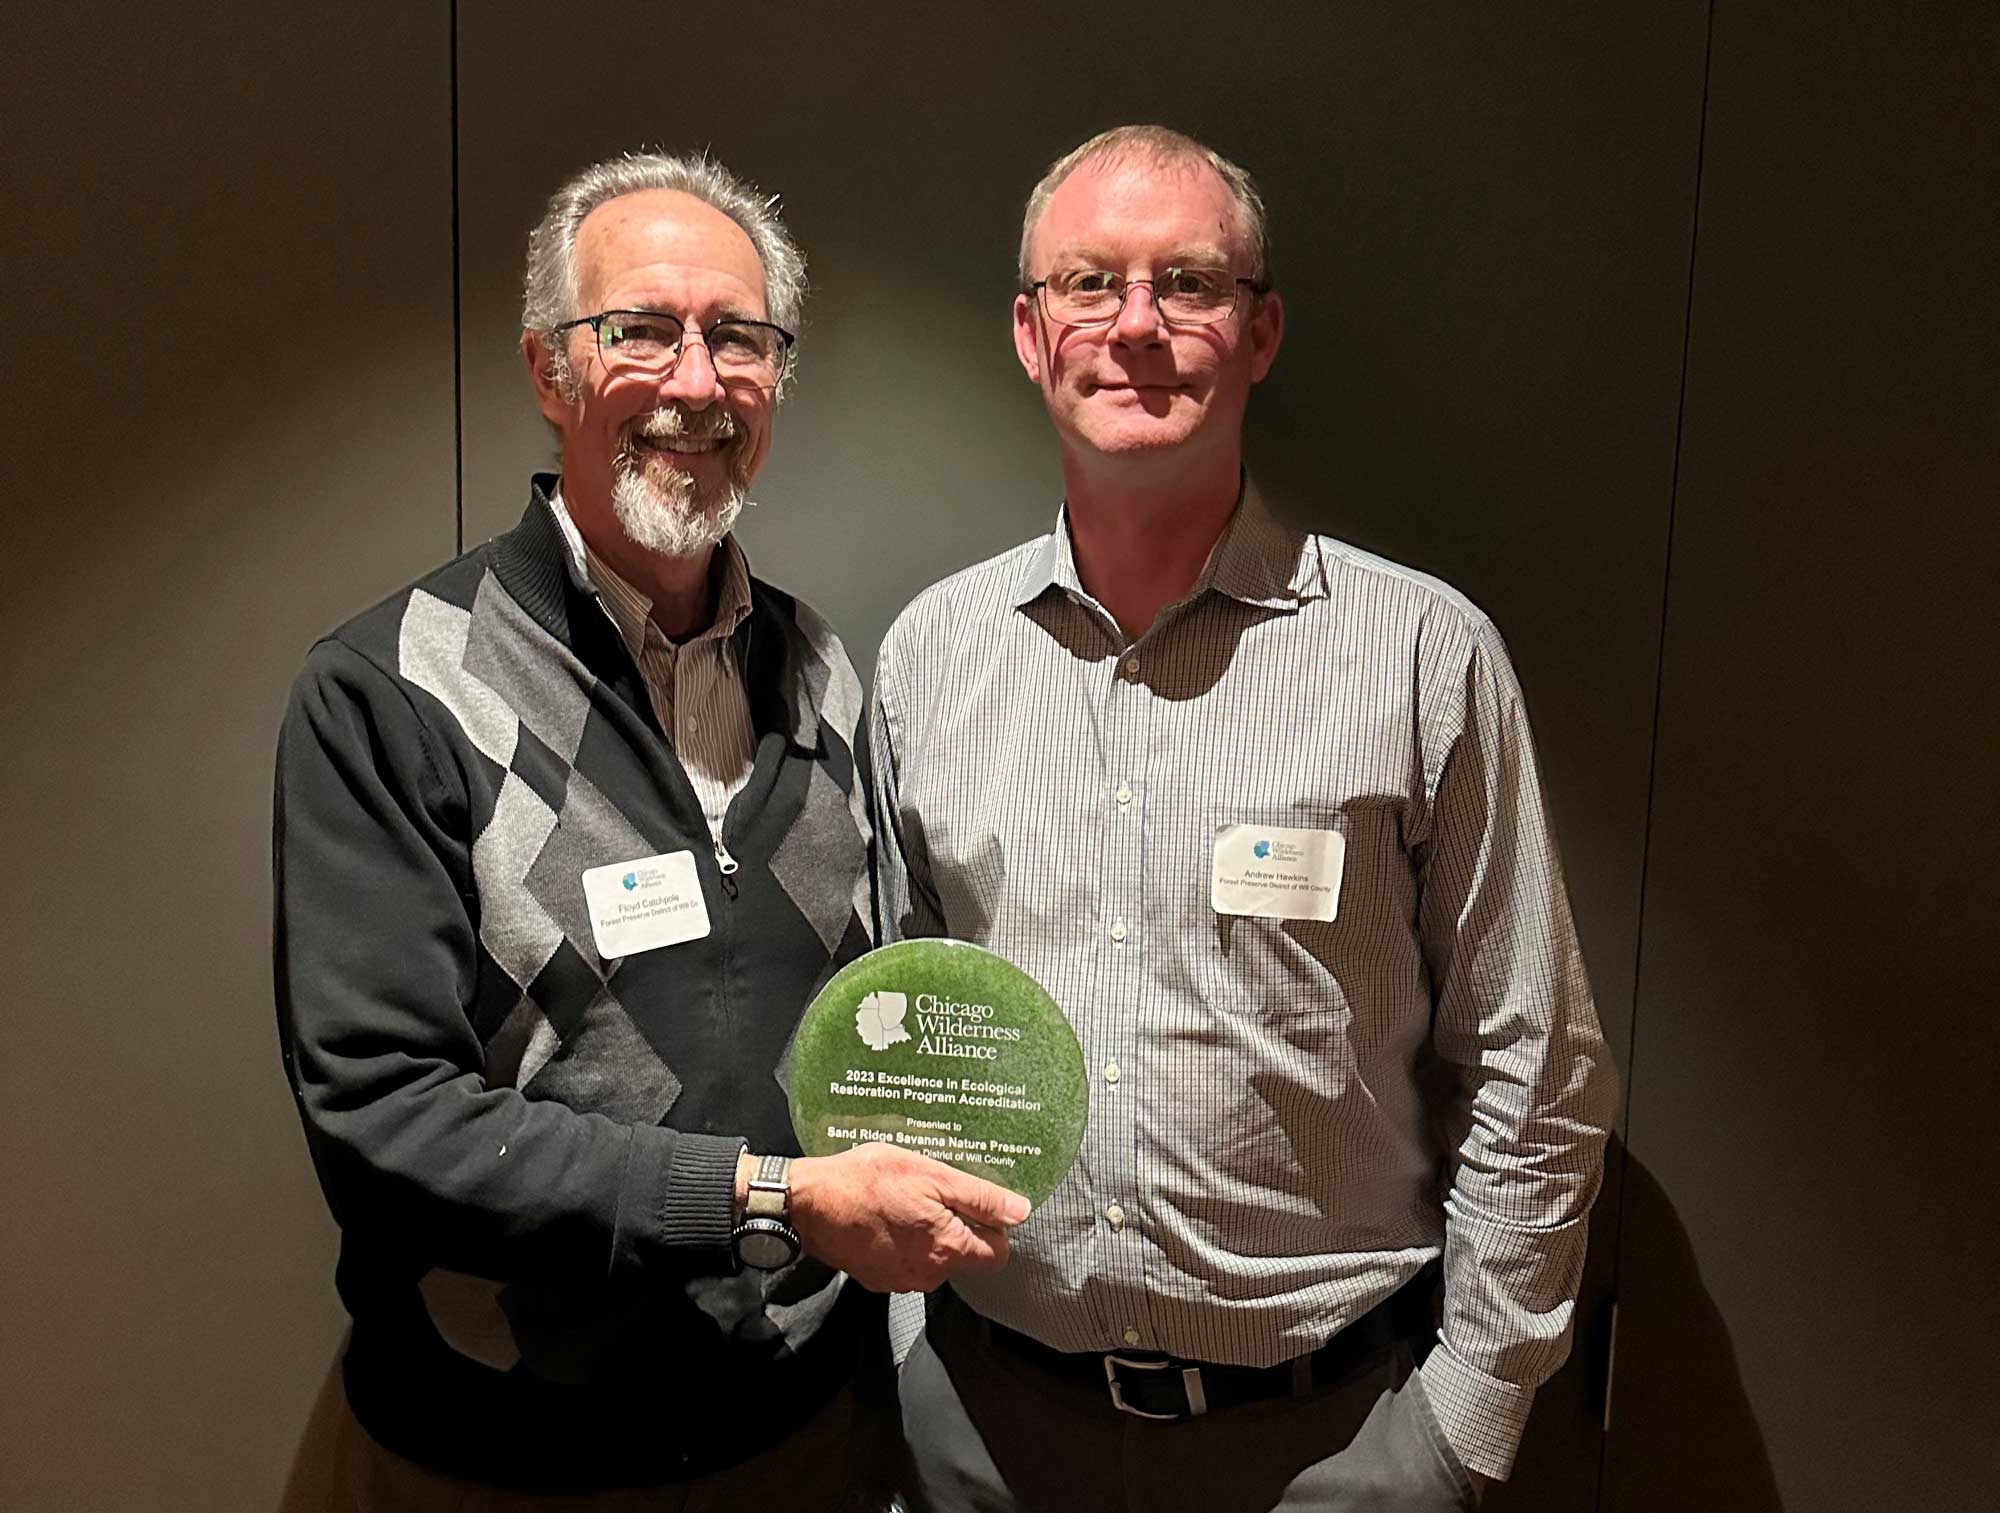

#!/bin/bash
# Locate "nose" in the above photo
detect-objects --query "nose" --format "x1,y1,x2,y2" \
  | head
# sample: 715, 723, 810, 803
1110, 280, 1165, 345
658, 334, 722, 410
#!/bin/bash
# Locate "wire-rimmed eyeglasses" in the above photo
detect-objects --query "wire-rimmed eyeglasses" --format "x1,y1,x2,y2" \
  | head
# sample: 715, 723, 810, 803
1028, 267, 1265, 328
551, 309, 796, 390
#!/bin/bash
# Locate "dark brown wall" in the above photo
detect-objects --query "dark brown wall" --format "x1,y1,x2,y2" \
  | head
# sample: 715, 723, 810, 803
0, 5, 454, 1507
1604, 5, 2000, 1510
4, 3, 1991, 1508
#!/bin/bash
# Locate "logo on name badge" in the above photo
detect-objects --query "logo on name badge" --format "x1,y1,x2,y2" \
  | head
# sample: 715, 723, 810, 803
855, 991, 912, 1051
1253, 840, 1271, 858
581, 850, 712, 959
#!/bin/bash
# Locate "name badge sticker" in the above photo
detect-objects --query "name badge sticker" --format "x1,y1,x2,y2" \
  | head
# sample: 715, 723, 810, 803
580, 851, 712, 959
1211, 823, 1345, 922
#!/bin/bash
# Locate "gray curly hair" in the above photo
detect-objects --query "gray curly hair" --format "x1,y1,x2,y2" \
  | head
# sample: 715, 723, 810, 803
1018, 125, 1270, 288
522, 148, 808, 397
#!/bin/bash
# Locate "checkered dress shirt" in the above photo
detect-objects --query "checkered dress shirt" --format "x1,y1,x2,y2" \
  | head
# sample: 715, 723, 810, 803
869, 481, 1617, 1480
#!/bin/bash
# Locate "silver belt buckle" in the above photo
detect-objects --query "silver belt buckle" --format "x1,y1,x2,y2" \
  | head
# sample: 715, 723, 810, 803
1103, 1353, 1208, 1419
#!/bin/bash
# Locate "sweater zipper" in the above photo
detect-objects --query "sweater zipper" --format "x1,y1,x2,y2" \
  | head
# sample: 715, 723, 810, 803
714, 837, 739, 898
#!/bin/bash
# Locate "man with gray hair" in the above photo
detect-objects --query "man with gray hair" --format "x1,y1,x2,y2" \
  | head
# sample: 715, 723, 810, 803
872, 125, 1617, 1509
275, 148, 1026, 1507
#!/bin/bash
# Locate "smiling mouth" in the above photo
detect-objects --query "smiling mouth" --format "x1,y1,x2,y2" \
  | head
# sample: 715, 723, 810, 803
627, 426, 736, 463
636, 435, 726, 455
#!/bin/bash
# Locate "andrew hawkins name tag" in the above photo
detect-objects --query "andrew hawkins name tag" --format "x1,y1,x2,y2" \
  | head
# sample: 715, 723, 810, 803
1210, 823, 1344, 922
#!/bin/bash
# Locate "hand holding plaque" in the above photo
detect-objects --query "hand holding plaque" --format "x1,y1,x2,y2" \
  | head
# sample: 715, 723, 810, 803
789, 940, 1087, 1208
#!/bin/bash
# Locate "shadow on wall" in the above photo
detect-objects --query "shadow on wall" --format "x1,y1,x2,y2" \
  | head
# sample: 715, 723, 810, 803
1591, 1140, 1784, 1513
277, 1348, 347, 1511
1475, 1133, 1621, 1513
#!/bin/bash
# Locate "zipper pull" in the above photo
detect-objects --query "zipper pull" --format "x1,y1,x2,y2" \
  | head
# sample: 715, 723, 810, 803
715, 839, 740, 898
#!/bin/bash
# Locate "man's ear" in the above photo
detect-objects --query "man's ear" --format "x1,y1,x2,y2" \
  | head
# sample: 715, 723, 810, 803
1247, 290, 1284, 384
1012, 292, 1046, 386
522, 330, 574, 426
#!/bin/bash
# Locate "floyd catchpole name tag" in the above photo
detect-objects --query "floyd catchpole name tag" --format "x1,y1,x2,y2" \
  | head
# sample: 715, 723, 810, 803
580, 851, 712, 959
1210, 823, 1345, 922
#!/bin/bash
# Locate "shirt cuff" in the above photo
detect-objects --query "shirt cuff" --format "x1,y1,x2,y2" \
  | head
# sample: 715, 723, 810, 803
1419, 1339, 1537, 1482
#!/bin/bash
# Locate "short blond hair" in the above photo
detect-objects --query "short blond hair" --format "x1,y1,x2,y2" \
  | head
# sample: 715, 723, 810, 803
1017, 125, 1270, 287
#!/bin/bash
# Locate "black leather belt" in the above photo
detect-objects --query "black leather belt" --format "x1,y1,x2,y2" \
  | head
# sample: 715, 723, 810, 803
952, 1267, 1435, 1421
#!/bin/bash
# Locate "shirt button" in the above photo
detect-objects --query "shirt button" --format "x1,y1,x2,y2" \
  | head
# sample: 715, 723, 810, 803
1114, 782, 1132, 806
1105, 1203, 1125, 1230
1123, 1326, 1141, 1346
688, 717, 701, 733
1103, 1060, 1121, 1085
1109, 918, 1127, 943
1123, 656, 1140, 679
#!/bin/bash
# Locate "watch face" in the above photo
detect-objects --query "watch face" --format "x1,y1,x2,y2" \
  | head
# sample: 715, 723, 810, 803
734, 1221, 800, 1271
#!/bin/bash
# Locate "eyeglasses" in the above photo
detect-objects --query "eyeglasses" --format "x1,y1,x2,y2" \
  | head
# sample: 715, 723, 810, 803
551, 309, 795, 390
1029, 267, 1264, 328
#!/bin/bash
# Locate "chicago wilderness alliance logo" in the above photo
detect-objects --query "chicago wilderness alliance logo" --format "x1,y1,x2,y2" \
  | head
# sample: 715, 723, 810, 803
852, 988, 1023, 1062
1250, 836, 1306, 865
855, 991, 912, 1051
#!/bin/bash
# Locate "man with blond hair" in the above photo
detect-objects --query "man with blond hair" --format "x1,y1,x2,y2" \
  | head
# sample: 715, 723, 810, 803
275, 148, 1026, 1508
871, 126, 1617, 1510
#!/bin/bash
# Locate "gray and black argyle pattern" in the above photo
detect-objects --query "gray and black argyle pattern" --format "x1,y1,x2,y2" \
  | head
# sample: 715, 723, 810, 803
274, 478, 876, 1484
394, 538, 870, 1126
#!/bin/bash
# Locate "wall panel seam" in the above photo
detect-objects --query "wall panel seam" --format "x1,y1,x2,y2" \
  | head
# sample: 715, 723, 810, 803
1596, 0, 1717, 1503
451, 0, 464, 555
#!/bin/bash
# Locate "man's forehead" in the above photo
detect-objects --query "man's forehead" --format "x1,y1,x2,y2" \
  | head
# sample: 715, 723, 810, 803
575, 188, 766, 308
1034, 157, 1245, 266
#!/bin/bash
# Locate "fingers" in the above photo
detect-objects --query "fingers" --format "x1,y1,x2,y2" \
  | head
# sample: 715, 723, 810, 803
787, 1145, 1029, 1291
847, 1218, 1009, 1294
897, 1218, 1008, 1291
934, 1168, 1032, 1229
949, 1220, 1012, 1275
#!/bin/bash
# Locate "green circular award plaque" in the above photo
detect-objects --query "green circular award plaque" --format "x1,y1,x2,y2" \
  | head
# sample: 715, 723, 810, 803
788, 939, 1087, 1207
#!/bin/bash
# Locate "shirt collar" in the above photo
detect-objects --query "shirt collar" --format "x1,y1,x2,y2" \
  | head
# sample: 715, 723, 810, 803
1207, 477, 1329, 609
1009, 511, 1083, 609
1008, 476, 1327, 614
545, 486, 754, 658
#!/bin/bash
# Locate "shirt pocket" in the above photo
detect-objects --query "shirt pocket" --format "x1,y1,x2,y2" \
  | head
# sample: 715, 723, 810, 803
1196, 803, 1356, 1019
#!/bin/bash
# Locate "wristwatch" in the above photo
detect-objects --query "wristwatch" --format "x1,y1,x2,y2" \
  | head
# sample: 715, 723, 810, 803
731, 1153, 802, 1270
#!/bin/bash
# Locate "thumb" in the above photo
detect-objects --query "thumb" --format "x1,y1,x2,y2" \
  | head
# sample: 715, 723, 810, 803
938, 1170, 1032, 1228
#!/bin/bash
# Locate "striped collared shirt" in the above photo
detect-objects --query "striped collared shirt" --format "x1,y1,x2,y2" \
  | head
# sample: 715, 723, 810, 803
546, 491, 754, 857
869, 481, 1617, 1480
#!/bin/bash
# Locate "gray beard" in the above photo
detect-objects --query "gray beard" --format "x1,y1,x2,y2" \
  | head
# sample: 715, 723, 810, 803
609, 429, 748, 559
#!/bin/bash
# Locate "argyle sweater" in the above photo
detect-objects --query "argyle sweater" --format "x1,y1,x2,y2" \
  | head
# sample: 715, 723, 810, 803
274, 481, 876, 1487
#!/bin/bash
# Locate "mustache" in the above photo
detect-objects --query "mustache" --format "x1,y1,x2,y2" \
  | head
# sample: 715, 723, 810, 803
626, 406, 740, 446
